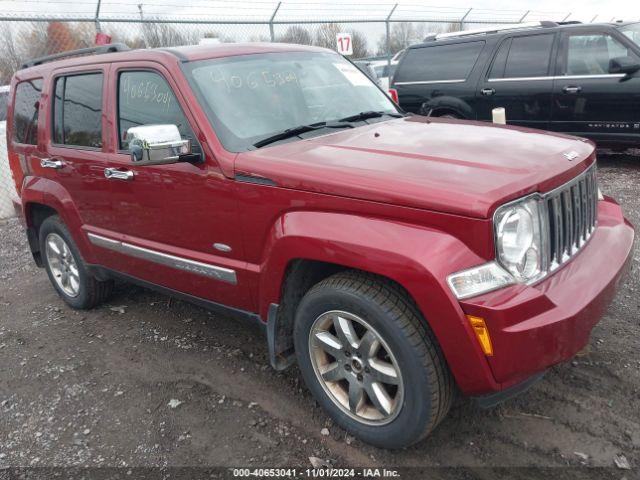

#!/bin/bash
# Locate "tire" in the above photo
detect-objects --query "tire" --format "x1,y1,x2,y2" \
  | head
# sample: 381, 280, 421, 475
294, 271, 454, 448
437, 113, 460, 119
39, 215, 113, 309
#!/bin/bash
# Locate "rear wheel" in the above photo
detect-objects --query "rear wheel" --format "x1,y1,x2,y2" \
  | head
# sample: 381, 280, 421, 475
40, 215, 113, 309
294, 271, 454, 448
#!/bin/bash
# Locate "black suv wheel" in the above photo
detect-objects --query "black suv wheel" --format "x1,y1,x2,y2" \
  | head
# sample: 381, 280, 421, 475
294, 271, 454, 448
40, 215, 113, 309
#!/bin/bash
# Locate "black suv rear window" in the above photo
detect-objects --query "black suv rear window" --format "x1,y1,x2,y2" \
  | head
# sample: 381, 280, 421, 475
53, 73, 103, 148
13, 79, 43, 145
394, 41, 484, 83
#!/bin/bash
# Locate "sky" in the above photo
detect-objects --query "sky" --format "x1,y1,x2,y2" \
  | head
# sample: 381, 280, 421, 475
0, 0, 637, 24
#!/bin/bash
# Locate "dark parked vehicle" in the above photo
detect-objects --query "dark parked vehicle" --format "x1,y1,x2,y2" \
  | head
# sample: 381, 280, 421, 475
353, 60, 380, 86
391, 21, 640, 148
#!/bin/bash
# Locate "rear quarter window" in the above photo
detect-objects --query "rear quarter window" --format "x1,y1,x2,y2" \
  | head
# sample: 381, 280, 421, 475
13, 79, 43, 145
394, 41, 485, 83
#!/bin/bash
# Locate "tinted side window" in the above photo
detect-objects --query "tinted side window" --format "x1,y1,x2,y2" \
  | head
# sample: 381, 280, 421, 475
503, 34, 555, 78
565, 33, 640, 75
118, 71, 199, 154
488, 39, 511, 79
394, 41, 484, 82
52, 73, 103, 148
13, 79, 43, 145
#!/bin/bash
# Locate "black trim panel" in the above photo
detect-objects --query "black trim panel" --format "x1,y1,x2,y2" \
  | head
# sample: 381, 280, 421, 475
266, 303, 296, 371
474, 371, 546, 409
88, 265, 265, 330
235, 174, 277, 186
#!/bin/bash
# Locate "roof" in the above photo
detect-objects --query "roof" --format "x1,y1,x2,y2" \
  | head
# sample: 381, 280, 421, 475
16, 42, 333, 78
410, 21, 636, 49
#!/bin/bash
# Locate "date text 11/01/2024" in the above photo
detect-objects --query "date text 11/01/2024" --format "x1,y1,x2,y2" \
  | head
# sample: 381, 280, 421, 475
232, 468, 401, 478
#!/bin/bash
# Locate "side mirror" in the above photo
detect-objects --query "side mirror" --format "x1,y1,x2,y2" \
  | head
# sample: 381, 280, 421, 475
608, 56, 640, 76
125, 124, 196, 166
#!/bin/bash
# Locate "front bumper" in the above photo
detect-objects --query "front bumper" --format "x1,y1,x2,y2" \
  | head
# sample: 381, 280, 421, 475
461, 197, 634, 389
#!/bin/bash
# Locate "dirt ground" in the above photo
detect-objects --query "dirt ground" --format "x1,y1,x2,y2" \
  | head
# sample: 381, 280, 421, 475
0, 153, 638, 478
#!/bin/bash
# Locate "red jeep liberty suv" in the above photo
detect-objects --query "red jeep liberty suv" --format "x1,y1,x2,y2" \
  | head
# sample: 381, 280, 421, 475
6, 42, 634, 448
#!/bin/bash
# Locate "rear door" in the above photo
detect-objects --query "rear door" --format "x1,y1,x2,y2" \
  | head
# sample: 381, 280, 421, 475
46, 68, 113, 233
393, 40, 485, 116
550, 28, 640, 140
476, 32, 558, 129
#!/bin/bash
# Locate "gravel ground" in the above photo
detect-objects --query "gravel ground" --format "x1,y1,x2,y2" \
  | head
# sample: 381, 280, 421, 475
0, 153, 638, 477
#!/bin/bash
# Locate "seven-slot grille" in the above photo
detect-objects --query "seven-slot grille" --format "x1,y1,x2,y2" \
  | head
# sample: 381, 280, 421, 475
544, 164, 598, 271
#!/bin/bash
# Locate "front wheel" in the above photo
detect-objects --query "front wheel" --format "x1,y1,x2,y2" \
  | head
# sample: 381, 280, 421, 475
294, 271, 454, 448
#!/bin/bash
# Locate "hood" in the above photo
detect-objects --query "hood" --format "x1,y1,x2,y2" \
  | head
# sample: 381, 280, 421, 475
235, 116, 596, 219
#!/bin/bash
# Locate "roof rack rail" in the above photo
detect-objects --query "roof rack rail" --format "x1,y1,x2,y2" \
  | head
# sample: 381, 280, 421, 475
423, 21, 559, 42
21, 43, 130, 69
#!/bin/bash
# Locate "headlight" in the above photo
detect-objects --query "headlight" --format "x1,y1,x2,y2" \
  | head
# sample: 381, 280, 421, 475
447, 195, 546, 300
494, 196, 545, 282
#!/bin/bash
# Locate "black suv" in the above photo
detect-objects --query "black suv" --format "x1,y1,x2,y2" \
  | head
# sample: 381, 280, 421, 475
392, 21, 640, 148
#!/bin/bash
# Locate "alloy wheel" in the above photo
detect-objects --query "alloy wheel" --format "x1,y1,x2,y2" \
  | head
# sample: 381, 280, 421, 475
45, 233, 80, 298
308, 310, 404, 425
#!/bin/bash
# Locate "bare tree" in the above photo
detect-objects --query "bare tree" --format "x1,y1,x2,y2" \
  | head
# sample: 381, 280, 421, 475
348, 29, 370, 58
277, 26, 312, 45
249, 34, 271, 43
142, 20, 199, 48
0, 24, 24, 84
376, 22, 429, 56
202, 31, 235, 43
314, 23, 341, 50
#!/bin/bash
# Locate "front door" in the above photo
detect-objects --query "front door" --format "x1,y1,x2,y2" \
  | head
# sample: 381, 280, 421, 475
91, 64, 248, 310
476, 32, 558, 130
550, 29, 640, 141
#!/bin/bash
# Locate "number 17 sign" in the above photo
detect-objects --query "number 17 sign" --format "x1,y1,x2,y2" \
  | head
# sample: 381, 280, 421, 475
336, 33, 353, 56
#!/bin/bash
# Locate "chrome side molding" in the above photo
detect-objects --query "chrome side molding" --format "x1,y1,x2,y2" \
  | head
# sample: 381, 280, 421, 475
87, 233, 237, 285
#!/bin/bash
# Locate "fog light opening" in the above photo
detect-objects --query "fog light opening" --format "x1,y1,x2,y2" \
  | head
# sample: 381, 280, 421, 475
467, 315, 494, 356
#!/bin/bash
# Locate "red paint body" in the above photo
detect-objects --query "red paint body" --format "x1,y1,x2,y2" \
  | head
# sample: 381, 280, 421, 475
6, 44, 634, 395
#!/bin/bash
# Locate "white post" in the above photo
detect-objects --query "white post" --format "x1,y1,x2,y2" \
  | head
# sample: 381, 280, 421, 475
492, 107, 506, 125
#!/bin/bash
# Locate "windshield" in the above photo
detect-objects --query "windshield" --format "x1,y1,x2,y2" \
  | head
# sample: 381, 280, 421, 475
183, 52, 398, 152
619, 23, 640, 47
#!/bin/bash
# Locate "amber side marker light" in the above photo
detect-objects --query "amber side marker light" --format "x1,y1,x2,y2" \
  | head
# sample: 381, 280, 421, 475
467, 315, 494, 356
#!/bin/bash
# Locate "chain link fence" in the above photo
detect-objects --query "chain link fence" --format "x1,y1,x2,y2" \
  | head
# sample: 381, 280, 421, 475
0, 1, 612, 217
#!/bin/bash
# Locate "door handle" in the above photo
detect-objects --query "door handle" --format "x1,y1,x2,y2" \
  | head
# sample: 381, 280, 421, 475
562, 85, 583, 94
104, 168, 134, 181
40, 158, 64, 169
481, 88, 496, 96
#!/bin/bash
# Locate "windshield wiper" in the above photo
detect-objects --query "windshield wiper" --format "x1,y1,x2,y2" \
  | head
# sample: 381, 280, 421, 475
337, 110, 404, 123
253, 122, 354, 149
